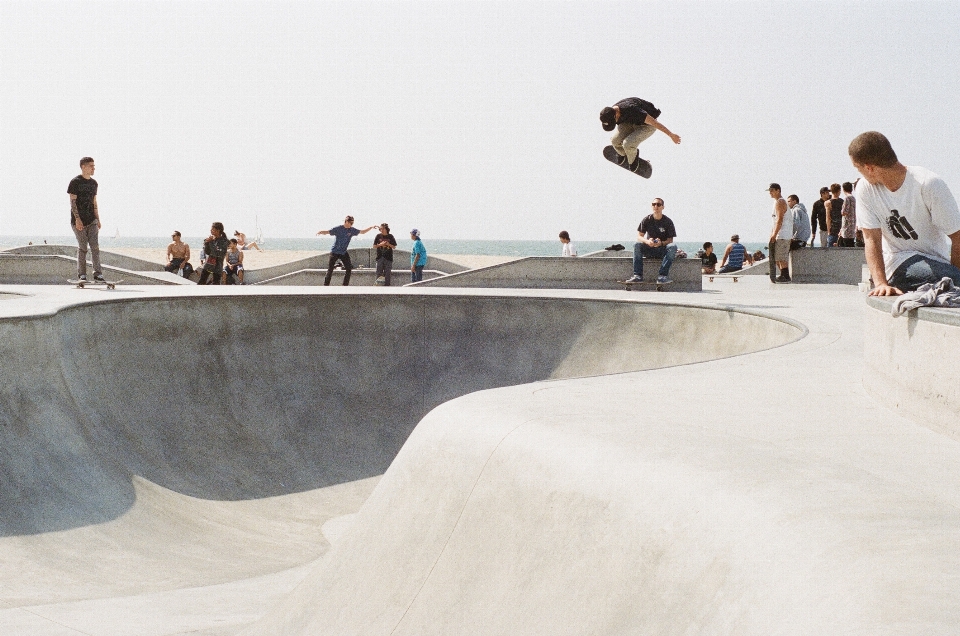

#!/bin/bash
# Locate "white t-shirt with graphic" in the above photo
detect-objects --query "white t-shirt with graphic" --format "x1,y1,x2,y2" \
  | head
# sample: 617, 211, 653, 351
856, 165, 960, 275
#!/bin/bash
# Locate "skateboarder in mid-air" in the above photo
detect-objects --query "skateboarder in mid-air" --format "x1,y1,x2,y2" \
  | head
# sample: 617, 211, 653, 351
600, 98, 681, 176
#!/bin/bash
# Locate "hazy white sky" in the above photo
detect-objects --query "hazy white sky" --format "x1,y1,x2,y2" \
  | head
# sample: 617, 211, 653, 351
2, 1, 959, 242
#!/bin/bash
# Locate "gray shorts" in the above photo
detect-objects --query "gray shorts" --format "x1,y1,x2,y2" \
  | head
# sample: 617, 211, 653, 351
774, 239, 792, 261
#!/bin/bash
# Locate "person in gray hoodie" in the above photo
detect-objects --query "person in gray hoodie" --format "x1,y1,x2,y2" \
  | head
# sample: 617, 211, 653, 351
788, 194, 812, 248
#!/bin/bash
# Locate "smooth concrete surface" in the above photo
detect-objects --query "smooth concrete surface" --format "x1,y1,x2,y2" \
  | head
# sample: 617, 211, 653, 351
0, 281, 957, 634
789, 247, 865, 284
414, 256, 703, 291
3, 244, 165, 272
863, 296, 960, 439
0, 285, 797, 634
0, 254, 178, 285
255, 268, 445, 286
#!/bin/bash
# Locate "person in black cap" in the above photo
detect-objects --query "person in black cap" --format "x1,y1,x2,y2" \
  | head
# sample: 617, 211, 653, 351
599, 98, 681, 172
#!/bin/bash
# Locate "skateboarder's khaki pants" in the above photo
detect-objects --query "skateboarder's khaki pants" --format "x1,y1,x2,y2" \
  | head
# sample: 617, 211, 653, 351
611, 123, 656, 163
72, 222, 102, 278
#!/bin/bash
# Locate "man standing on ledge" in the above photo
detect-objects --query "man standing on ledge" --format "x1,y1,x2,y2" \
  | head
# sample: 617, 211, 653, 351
317, 216, 377, 286
849, 131, 960, 296
599, 98, 681, 172
768, 183, 793, 282
625, 198, 677, 284
68, 157, 104, 282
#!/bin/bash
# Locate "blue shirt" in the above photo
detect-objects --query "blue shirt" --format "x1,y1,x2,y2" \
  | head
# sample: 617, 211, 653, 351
329, 225, 360, 254
727, 242, 746, 269
411, 238, 427, 266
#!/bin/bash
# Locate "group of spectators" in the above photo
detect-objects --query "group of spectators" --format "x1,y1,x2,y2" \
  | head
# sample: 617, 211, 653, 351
163, 224, 257, 285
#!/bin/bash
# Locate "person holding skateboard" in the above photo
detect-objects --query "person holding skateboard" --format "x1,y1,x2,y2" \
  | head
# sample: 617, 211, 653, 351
768, 183, 793, 282
68, 157, 104, 283
600, 98, 681, 175
625, 198, 677, 284
317, 216, 377, 286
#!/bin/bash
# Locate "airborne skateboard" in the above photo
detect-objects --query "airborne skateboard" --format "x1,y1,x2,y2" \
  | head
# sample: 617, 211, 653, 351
616, 279, 672, 292
68, 278, 123, 290
603, 145, 652, 179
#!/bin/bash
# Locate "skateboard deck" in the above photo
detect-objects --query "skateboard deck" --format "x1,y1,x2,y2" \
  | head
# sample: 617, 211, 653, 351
707, 274, 739, 282
616, 280, 672, 292
68, 279, 122, 290
768, 240, 777, 283
603, 145, 652, 179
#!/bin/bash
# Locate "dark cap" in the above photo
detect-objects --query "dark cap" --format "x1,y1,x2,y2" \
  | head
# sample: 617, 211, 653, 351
600, 107, 617, 132
766, 183, 781, 192
731, 234, 740, 242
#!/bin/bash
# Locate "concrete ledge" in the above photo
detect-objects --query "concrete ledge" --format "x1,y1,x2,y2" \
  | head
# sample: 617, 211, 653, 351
789, 247, 865, 284
243, 249, 464, 284
255, 268, 445, 286
0, 254, 177, 285
413, 257, 703, 292
864, 296, 960, 437
2, 245, 164, 271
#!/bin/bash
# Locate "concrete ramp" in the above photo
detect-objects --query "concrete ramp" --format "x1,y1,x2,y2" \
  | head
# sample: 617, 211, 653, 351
0, 290, 800, 633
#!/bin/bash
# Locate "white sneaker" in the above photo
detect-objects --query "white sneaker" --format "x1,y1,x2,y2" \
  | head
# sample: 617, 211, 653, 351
626, 274, 642, 283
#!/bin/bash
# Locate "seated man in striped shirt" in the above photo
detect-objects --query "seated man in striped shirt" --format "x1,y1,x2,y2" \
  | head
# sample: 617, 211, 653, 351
718, 234, 753, 273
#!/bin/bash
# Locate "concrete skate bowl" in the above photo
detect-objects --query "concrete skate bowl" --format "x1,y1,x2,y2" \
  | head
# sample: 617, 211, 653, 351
0, 292, 802, 626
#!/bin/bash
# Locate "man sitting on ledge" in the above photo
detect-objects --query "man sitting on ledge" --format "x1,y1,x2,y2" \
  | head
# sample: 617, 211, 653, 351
625, 197, 676, 285
718, 234, 753, 273
850, 131, 960, 296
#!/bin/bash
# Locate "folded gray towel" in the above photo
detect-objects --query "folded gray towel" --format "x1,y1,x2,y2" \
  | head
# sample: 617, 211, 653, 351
892, 277, 960, 316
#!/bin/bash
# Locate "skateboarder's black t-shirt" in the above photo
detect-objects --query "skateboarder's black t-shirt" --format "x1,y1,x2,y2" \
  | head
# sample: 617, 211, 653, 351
67, 176, 99, 226
614, 97, 661, 126
638, 214, 676, 242
701, 252, 718, 269
374, 232, 397, 261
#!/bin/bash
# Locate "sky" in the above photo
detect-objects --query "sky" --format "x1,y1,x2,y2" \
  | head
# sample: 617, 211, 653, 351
2, 0, 959, 242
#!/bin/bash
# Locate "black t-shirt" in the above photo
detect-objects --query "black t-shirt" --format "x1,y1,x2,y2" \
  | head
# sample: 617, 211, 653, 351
67, 175, 98, 226
827, 197, 844, 234
374, 232, 397, 261
811, 198, 827, 231
614, 97, 661, 126
701, 252, 718, 268
638, 214, 676, 242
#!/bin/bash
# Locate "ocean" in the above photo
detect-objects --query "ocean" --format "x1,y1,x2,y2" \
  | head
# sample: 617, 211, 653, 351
0, 236, 769, 258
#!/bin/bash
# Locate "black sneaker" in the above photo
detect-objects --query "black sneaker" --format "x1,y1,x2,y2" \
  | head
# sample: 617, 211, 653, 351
94, 274, 106, 282
775, 274, 791, 283
78, 274, 87, 282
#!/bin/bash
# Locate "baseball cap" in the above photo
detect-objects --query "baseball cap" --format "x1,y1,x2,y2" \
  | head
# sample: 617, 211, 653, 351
600, 107, 617, 132
731, 234, 740, 241
410, 228, 420, 237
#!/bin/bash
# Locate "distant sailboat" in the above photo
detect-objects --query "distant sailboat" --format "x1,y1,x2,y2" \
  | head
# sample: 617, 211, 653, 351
113, 227, 120, 240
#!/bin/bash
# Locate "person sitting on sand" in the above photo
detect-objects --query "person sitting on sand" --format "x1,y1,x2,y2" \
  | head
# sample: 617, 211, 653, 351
222, 238, 244, 284
164, 230, 193, 278
559, 231, 577, 257
233, 231, 262, 252
718, 234, 753, 273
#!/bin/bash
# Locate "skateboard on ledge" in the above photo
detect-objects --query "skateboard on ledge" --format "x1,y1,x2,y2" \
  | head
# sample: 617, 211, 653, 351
616, 279, 672, 292
68, 278, 123, 290
603, 145, 652, 179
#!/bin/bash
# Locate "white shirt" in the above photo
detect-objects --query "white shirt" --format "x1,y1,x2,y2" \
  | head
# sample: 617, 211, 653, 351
561, 241, 577, 257
856, 165, 960, 275
774, 197, 793, 240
